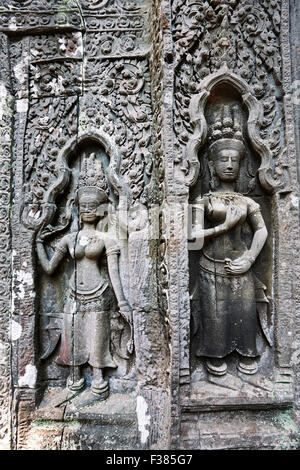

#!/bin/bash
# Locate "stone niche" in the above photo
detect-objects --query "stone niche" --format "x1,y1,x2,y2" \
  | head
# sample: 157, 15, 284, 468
0, 0, 300, 451
177, 67, 298, 433
36, 136, 136, 397
171, 0, 300, 450
188, 79, 275, 399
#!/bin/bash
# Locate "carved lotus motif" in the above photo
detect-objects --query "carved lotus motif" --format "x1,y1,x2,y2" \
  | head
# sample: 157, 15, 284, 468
117, 0, 141, 12
120, 35, 136, 52
11, 0, 33, 5
0, 14, 8, 25
81, 0, 109, 9
100, 36, 115, 55
231, 5, 268, 40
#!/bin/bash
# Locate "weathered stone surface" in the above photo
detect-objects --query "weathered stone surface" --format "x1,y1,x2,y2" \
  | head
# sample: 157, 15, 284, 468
0, 0, 299, 451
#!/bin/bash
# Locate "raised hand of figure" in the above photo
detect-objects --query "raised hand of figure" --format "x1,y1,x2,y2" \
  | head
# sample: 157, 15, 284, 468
223, 204, 243, 231
36, 226, 56, 243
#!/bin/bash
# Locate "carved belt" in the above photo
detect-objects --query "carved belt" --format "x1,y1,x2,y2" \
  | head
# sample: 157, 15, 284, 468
199, 251, 237, 277
69, 281, 109, 303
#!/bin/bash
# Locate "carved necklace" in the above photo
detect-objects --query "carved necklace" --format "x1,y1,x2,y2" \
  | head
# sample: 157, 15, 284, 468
206, 191, 246, 205
79, 234, 98, 247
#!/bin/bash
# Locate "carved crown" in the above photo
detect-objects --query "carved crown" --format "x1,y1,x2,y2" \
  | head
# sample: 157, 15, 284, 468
77, 152, 108, 204
208, 104, 245, 156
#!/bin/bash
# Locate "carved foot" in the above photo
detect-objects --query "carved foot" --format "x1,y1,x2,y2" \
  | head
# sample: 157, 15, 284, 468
67, 366, 85, 391
206, 358, 227, 376
237, 356, 258, 375
67, 376, 85, 391
92, 368, 109, 399
91, 379, 109, 399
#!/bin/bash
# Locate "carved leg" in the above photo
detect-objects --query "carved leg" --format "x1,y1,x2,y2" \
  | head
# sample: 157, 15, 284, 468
67, 366, 85, 391
91, 367, 109, 399
237, 355, 258, 375
205, 357, 227, 376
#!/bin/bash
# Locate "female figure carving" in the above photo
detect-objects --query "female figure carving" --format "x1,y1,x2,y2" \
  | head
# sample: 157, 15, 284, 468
36, 153, 131, 399
190, 106, 269, 377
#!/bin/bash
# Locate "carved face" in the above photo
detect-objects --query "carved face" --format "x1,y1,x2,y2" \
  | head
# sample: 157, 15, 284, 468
79, 196, 101, 223
211, 149, 241, 183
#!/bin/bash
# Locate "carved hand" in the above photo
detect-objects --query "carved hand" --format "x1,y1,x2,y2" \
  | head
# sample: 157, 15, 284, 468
118, 301, 133, 325
36, 226, 55, 243
224, 251, 255, 275
223, 205, 243, 231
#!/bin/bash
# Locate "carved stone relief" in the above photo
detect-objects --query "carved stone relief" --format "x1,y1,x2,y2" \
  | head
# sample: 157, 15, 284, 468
4, 0, 170, 450
0, 0, 299, 452
172, 0, 289, 192
36, 144, 134, 401
169, 0, 295, 395
167, 0, 300, 449
0, 32, 13, 449
188, 97, 273, 387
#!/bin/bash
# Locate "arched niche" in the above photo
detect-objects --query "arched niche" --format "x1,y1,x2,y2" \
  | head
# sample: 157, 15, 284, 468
22, 129, 130, 231
187, 67, 276, 388
33, 131, 135, 399
184, 65, 281, 194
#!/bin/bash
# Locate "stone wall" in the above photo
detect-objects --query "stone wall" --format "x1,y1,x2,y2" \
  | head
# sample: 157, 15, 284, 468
0, 0, 299, 451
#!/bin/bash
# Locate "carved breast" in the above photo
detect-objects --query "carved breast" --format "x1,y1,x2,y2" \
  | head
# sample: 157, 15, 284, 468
206, 192, 248, 225
74, 233, 105, 260
204, 192, 249, 259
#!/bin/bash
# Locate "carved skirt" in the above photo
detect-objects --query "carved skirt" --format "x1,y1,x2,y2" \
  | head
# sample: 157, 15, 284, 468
192, 253, 261, 358
56, 284, 116, 369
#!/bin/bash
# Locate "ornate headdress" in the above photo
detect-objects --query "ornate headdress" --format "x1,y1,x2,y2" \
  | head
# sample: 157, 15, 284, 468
208, 104, 245, 157
77, 152, 108, 204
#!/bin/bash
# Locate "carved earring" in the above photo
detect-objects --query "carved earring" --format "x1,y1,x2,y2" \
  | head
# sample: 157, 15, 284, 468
96, 203, 108, 218
208, 161, 218, 191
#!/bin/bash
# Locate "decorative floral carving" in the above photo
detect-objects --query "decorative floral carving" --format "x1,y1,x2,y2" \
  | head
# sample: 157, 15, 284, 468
80, 0, 110, 9
0, 9, 82, 32
83, 59, 152, 201
0, 0, 78, 8
80, 0, 144, 14
29, 61, 82, 98
172, 0, 285, 189
23, 96, 78, 213
30, 33, 82, 60
85, 31, 144, 58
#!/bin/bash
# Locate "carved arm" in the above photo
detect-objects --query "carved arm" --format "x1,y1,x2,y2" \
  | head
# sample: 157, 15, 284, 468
106, 244, 132, 324
36, 238, 67, 275
190, 202, 243, 244
246, 210, 268, 261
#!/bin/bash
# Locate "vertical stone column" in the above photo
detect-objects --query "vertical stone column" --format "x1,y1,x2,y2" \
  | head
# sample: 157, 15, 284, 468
149, 0, 191, 449
289, 0, 300, 422
129, 225, 170, 449
0, 33, 13, 451
10, 34, 38, 449
273, 0, 300, 388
